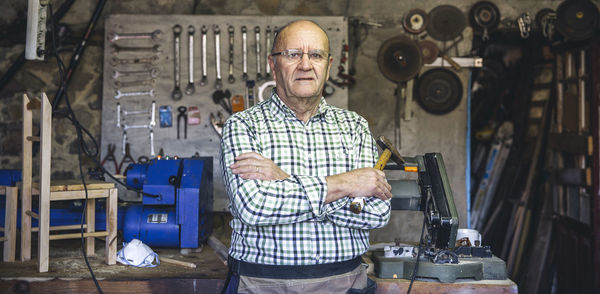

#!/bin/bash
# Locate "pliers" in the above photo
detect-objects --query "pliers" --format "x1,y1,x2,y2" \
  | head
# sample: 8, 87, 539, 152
101, 144, 120, 174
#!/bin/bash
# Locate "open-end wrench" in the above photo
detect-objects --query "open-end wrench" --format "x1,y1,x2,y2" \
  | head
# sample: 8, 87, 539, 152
228, 25, 235, 84
149, 130, 155, 156
109, 30, 162, 42
214, 25, 223, 89
185, 25, 196, 95
200, 25, 208, 86
112, 68, 159, 79
114, 89, 154, 99
150, 101, 156, 127
114, 78, 156, 89
255, 26, 262, 82
122, 123, 151, 131
172, 24, 183, 100
112, 44, 161, 55
242, 26, 248, 81
116, 103, 121, 128
111, 56, 159, 66
265, 26, 271, 79
122, 132, 127, 154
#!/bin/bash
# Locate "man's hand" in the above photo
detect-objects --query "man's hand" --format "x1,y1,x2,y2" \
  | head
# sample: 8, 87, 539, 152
230, 152, 290, 181
325, 168, 392, 204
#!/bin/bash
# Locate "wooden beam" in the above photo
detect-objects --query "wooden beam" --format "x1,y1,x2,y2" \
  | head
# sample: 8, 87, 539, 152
49, 231, 108, 241
21, 93, 33, 262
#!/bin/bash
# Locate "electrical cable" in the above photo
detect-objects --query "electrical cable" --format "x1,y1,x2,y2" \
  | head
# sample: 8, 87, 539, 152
406, 206, 428, 294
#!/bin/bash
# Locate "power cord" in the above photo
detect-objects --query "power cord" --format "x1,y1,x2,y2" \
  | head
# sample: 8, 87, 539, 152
406, 210, 427, 294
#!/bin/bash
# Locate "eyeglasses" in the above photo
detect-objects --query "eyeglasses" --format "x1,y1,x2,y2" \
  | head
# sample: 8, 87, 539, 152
271, 49, 330, 63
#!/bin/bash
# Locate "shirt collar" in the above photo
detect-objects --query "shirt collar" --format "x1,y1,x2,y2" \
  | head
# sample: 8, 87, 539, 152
268, 89, 332, 123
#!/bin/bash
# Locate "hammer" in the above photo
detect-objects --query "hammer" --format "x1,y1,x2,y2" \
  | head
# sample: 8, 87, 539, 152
349, 136, 406, 214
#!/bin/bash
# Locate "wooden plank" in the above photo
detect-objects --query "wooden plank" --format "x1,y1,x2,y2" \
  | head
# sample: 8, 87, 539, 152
3, 186, 17, 262
161, 257, 197, 268
21, 93, 33, 262
38, 92, 52, 273
106, 188, 118, 265
33, 179, 115, 192
32, 224, 88, 232
50, 189, 110, 201
86, 199, 96, 256
49, 231, 108, 240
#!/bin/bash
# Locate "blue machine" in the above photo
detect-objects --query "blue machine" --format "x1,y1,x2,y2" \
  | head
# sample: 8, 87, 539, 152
123, 157, 213, 248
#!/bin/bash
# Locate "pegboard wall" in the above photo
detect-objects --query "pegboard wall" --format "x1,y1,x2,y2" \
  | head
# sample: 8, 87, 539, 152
101, 15, 348, 211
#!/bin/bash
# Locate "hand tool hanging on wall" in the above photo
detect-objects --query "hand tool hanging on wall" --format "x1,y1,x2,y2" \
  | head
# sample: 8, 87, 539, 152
109, 30, 162, 42
228, 25, 236, 84
119, 143, 136, 172
114, 89, 154, 100
200, 25, 208, 86
255, 26, 262, 82
214, 25, 223, 89
149, 129, 155, 156
111, 56, 159, 66
112, 44, 162, 55
177, 106, 188, 139
265, 26, 272, 79
414, 68, 463, 115
112, 68, 159, 79
212, 89, 232, 114
246, 80, 256, 109
114, 78, 156, 89
171, 24, 183, 100
241, 26, 248, 81
377, 35, 423, 149
469, 1, 500, 41
101, 144, 120, 174
185, 25, 196, 95
535, 8, 557, 41
210, 112, 225, 136
517, 13, 532, 39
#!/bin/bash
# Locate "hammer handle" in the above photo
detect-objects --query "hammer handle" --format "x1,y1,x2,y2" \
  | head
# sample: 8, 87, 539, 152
375, 149, 392, 171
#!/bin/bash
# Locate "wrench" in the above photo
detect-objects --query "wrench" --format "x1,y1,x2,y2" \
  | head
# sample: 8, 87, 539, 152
114, 89, 154, 99
150, 129, 155, 156
122, 132, 127, 154
112, 68, 159, 79
116, 103, 121, 128
123, 123, 151, 131
111, 56, 159, 66
200, 25, 208, 86
112, 44, 161, 55
150, 100, 156, 127
114, 78, 156, 89
172, 24, 183, 100
185, 25, 196, 95
241, 26, 248, 80
255, 26, 262, 82
214, 25, 223, 89
265, 26, 271, 79
109, 30, 162, 42
227, 25, 235, 84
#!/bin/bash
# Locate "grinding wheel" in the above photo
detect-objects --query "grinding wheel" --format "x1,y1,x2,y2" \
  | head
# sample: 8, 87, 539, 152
418, 40, 439, 65
428, 5, 467, 41
414, 68, 463, 115
403, 8, 429, 34
469, 1, 500, 32
556, 0, 599, 40
377, 35, 423, 83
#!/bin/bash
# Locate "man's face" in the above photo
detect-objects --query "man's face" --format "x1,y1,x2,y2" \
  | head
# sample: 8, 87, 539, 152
268, 23, 333, 101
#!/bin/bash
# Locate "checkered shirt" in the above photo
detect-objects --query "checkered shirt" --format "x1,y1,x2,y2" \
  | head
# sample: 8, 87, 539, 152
220, 92, 391, 265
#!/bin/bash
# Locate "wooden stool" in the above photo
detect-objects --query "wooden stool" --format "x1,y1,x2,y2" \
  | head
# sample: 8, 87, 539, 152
0, 185, 18, 262
20, 93, 117, 272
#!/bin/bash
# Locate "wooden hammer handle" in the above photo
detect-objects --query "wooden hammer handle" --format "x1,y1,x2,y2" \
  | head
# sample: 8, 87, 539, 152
375, 149, 392, 171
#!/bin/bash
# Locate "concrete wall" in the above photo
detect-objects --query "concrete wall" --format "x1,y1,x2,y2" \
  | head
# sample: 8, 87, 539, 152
0, 0, 566, 243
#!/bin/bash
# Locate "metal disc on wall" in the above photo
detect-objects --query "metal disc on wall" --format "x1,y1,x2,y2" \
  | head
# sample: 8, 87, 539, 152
418, 40, 439, 64
403, 9, 429, 34
377, 35, 423, 83
469, 1, 500, 31
556, 0, 599, 40
414, 68, 463, 115
427, 5, 467, 41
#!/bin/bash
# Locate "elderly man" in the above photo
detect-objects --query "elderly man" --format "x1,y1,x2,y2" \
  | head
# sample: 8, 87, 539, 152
220, 20, 391, 294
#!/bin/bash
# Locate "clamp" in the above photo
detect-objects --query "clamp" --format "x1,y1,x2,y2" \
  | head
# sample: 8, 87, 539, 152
101, 143, 120, 174
177, 106, 187, 139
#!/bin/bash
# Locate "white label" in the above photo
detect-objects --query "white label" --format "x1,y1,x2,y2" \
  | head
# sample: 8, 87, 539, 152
147, 213, 168, 224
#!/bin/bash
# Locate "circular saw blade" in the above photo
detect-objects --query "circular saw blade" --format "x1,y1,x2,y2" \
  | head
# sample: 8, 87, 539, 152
415, 68, 463, 115
403, 8, 429, 34
377, 35, 423, 83
428, 5, 467, 41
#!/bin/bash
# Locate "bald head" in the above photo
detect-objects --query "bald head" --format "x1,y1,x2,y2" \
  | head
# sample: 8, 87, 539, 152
271, 20, 330, 54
